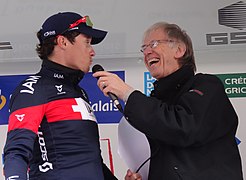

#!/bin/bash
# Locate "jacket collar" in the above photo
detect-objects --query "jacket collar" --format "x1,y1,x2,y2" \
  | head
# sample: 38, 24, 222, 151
40, 59, 85, 85
151, 65, 194, 101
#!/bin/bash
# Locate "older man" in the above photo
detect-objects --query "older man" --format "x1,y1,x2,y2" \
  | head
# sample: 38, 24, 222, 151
93, 22, 243, 180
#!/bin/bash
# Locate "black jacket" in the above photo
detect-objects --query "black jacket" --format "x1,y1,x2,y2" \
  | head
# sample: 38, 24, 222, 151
124, 66, 243, 180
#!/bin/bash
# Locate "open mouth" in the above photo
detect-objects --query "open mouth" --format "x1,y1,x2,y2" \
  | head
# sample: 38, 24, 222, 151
148, 58, 159, 66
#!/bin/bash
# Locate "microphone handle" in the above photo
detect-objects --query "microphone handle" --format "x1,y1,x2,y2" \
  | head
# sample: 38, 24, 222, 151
108, 92, 123, 113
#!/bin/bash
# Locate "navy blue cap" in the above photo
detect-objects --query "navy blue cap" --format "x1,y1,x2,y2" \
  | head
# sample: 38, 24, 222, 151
39, 12, 107, 44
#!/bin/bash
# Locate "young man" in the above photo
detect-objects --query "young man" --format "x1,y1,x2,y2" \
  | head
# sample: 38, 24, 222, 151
93, 22, 243, 180
4, 12, 117, 180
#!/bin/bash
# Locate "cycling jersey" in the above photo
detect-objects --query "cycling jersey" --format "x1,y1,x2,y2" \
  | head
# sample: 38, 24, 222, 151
4, 60, 115, 180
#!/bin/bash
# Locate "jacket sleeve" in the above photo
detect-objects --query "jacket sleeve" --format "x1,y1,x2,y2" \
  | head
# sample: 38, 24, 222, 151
4, 129, 37, 180
3, 90, 43, 180
124, 75, 238, 147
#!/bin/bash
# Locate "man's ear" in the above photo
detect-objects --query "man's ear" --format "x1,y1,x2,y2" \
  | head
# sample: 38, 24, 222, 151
56, 35, 67, 48
174, 42, 186, 59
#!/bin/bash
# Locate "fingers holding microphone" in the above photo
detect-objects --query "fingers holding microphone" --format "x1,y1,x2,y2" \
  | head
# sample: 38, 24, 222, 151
94, 71, 114, 97
92, 64, 114, 96
92, 66, 134, 102
92, 64, 127, 113
99, 79, 114, 98
102, 81, 107, 89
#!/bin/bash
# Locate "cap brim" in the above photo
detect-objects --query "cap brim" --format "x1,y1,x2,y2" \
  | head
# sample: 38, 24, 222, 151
78, 27, 107, 45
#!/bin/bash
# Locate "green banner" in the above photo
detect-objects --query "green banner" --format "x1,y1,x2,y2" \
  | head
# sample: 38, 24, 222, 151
216, 73, 246, 98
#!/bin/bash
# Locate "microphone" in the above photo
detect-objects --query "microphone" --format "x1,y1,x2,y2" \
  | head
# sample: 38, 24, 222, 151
92, 64, 123, 113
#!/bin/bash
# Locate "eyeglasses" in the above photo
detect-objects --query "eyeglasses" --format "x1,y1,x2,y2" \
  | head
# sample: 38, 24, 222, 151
140, 39, 175, 53
60, 15, 93, 35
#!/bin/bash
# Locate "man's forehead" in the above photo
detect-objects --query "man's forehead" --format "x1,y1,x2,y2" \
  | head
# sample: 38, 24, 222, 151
144, 30, 168, 42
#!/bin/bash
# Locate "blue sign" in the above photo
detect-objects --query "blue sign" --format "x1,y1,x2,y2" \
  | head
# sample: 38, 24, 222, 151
144, 72, 155, 96
0, 71, 125, 125
0, 75, 27, 125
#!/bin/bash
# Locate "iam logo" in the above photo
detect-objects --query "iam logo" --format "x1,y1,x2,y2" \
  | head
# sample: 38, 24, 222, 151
0, 89, 7, 110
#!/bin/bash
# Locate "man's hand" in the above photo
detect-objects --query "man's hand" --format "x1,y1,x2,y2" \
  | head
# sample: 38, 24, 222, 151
93, 71, 134, 102
125, 169, 142, 180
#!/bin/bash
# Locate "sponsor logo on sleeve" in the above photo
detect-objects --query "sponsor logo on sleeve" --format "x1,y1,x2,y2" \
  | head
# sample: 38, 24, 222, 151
15, 114, 25, 122
20, 76, 41, 94
37, 131, 53, 173
6, 175, 20, 180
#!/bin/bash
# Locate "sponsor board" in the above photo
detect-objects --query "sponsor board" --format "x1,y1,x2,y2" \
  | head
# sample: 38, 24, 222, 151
216, 73, 246, 98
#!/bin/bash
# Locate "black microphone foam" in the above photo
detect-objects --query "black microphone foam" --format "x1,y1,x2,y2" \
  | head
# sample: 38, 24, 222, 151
92, 64, 123, 113
92, 64, 104, 73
